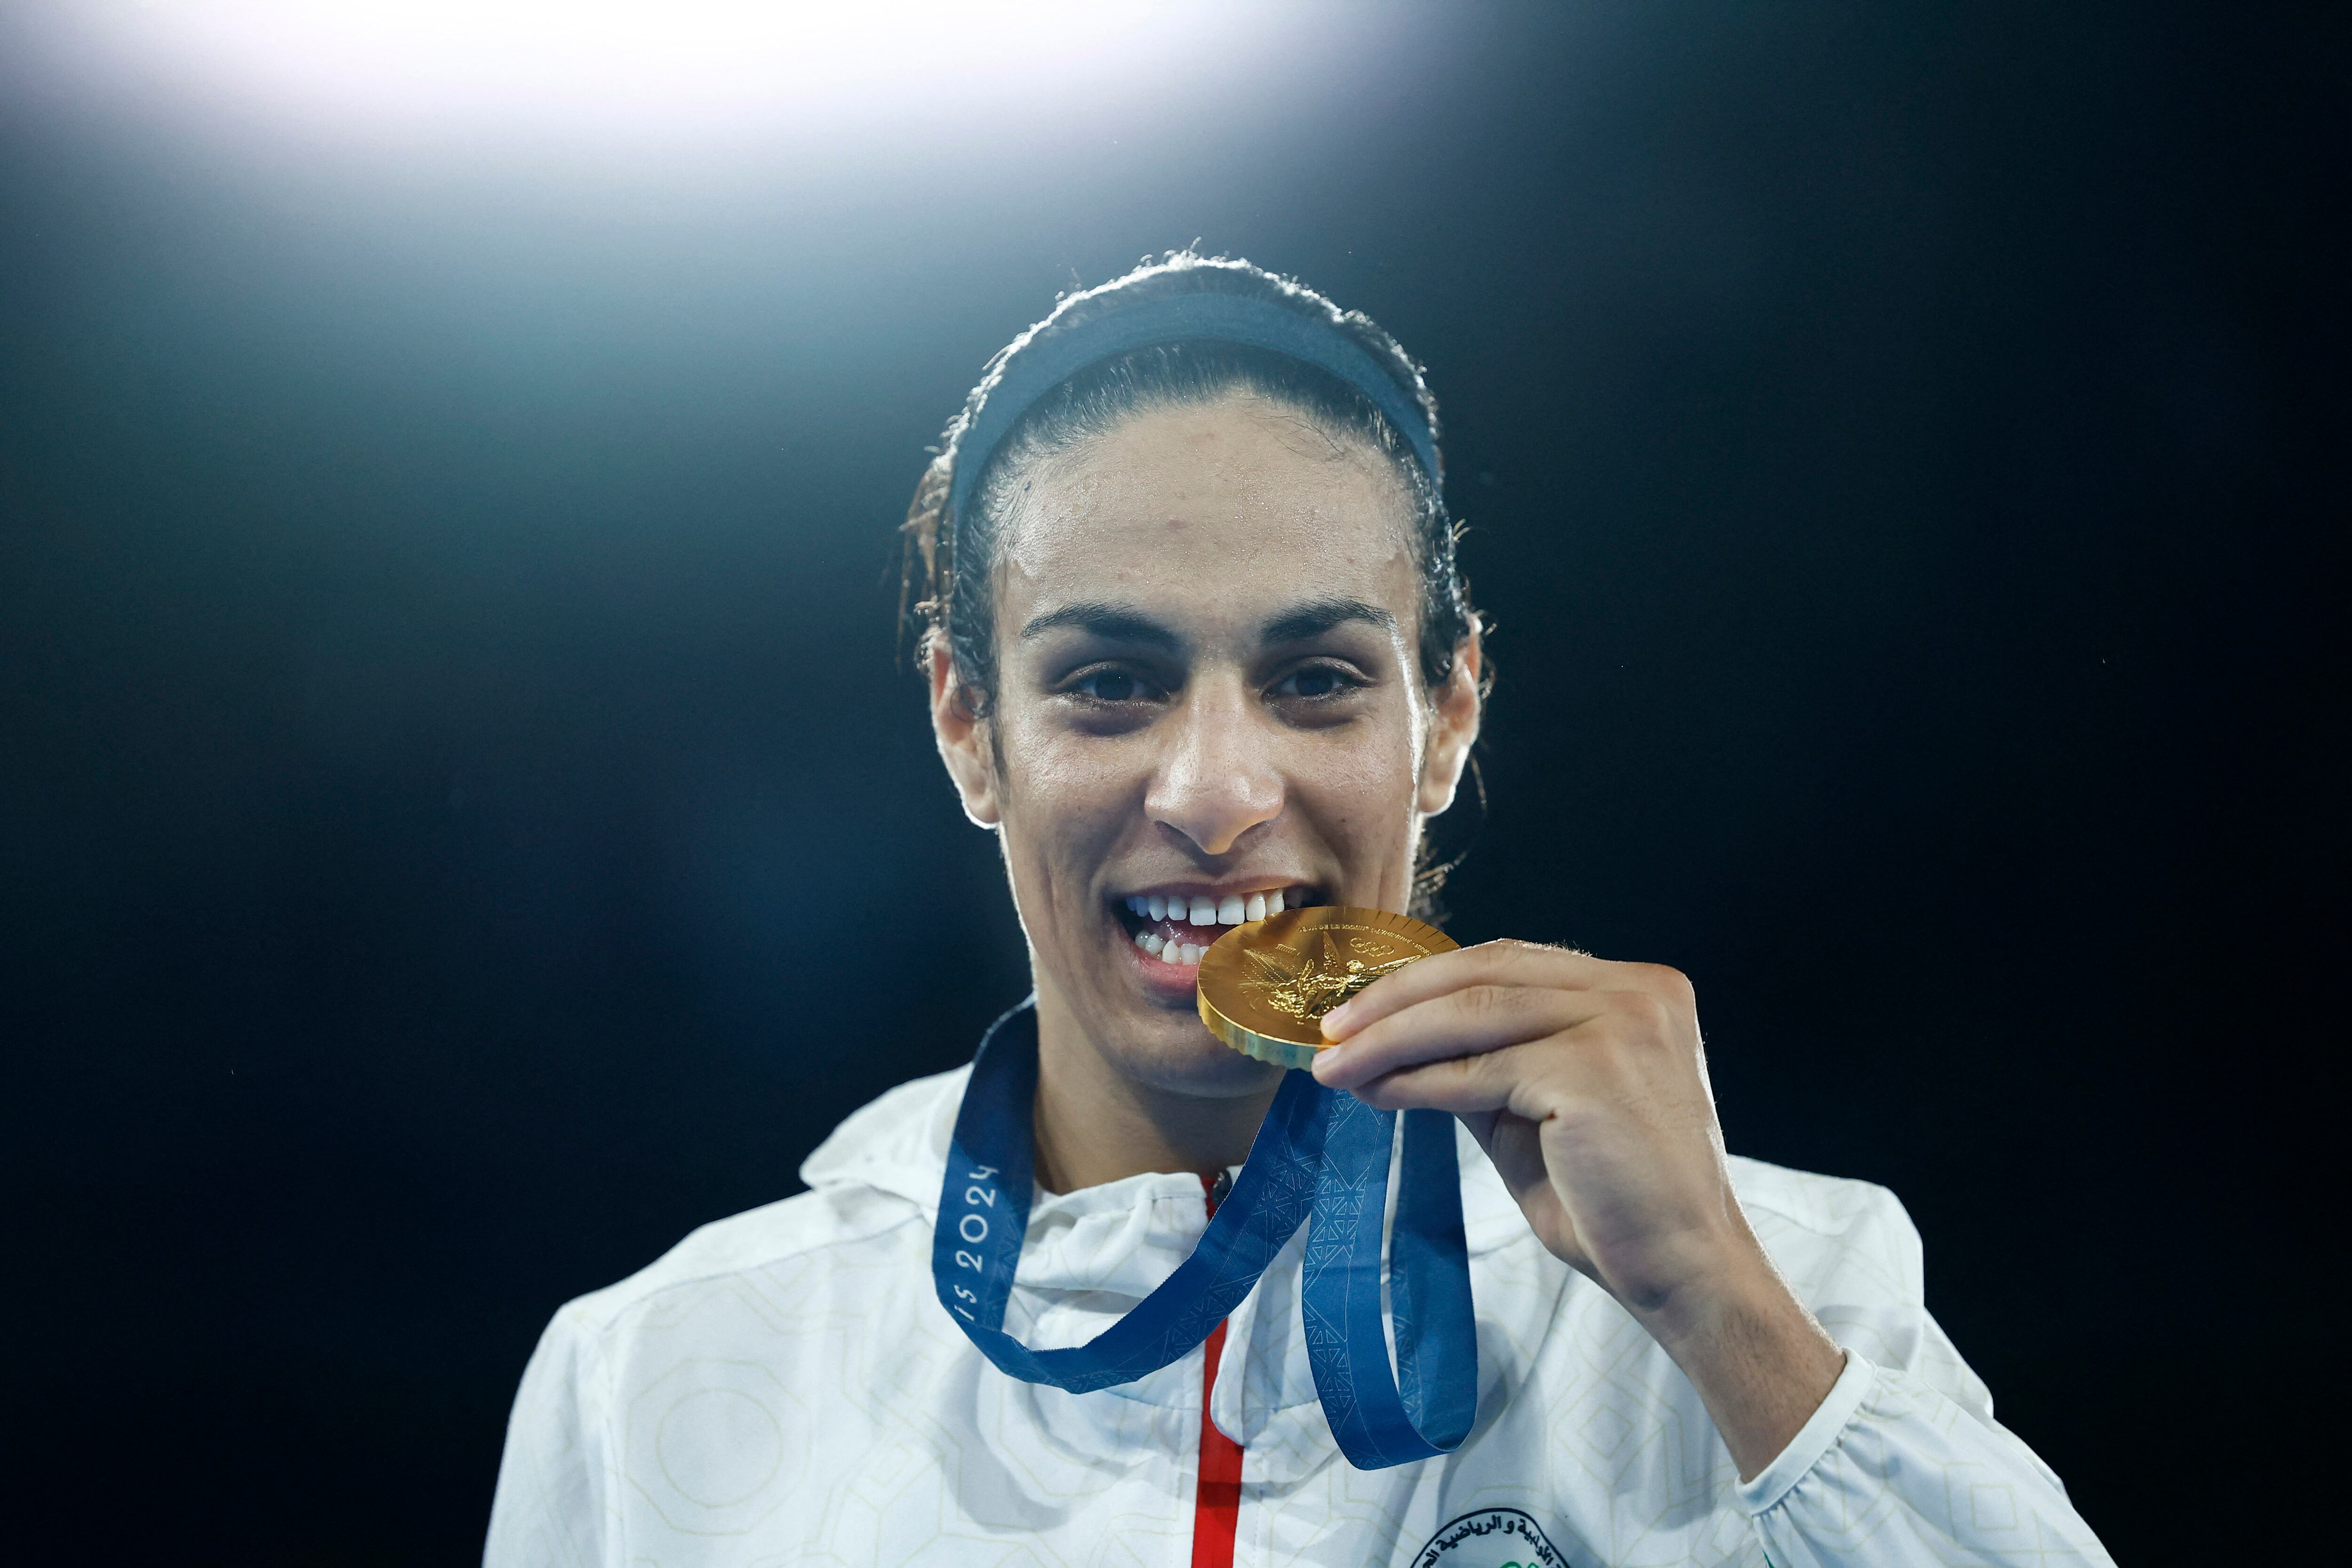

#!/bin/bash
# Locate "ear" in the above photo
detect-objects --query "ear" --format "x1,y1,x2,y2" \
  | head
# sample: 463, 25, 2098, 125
929, 638, 1001, 828
1416, 624, 1484, 817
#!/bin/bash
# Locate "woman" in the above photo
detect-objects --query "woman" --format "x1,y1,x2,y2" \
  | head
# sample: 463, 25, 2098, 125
486, 255, 2110, 1567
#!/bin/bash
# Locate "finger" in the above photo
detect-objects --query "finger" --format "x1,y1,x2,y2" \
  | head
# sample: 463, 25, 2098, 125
1343, 1044, 1564, 1122
1321, 940, 1686, 1041
1311, 983, 1605, 1090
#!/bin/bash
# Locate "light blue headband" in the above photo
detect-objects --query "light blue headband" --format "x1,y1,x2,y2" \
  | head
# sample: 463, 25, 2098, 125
946, 291, 1441, 525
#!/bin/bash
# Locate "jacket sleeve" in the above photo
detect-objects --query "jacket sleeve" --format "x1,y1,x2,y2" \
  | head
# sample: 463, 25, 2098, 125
483, 1303, 613, 1568
1734, 1173, 2113, 1566
1736, 1349, 2111, 1567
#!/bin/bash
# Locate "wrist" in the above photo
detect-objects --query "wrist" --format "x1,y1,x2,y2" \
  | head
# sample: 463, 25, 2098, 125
1627, 1241, 1844, 1480
1629, 1240, 1790, 1355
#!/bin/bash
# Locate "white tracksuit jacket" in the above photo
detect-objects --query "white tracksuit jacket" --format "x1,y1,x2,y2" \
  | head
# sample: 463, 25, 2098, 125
486, 1065, 2113, 1568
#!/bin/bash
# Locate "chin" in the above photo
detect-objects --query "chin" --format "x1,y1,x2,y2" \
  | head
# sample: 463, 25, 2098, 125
1087, 986, 1283, 1101
1122, 1028, 1285, 1101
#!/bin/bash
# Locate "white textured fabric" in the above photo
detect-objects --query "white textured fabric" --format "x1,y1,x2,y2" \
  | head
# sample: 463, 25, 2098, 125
485, 1066, 2112, 1568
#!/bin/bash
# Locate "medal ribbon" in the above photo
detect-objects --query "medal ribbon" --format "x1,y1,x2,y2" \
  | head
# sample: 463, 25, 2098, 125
931, 1002, 1478, 1471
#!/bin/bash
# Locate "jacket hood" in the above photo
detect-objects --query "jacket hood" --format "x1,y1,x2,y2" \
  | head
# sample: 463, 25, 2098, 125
799, 1063, 969, 1217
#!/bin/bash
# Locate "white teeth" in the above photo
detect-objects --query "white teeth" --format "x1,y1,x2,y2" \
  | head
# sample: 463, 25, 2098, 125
1144, 932, 1164, 955
1133, 890, 1293, 931
1133, 929, 1150, 949
1179, 943, 1201, 964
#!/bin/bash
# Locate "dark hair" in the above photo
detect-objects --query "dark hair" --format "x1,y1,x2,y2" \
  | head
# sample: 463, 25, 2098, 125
897, 253, 1486, 913
900, 253, 1478, 708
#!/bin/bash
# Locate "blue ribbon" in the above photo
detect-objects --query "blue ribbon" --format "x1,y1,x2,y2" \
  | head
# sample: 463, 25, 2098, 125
931, 1002, 1477, 1470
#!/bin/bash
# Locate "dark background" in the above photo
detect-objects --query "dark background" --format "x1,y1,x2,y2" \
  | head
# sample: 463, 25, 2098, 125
3, 2, 2341, 1561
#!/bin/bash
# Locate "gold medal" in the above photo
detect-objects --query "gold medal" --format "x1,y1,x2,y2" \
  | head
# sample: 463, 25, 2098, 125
1197, 906, 1458, 1069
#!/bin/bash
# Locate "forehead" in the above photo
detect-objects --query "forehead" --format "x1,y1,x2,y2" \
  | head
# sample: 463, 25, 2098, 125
995, 392, 1420, 645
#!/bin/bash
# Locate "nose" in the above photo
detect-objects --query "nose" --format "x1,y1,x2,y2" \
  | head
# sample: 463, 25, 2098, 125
1145, 672, 1284, 857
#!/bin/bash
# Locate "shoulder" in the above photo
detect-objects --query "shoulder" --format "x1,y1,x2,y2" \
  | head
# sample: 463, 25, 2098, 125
490, 1067, 974, 1549
556, 1190, 912, 1342
1728, 1154, 1925, 1309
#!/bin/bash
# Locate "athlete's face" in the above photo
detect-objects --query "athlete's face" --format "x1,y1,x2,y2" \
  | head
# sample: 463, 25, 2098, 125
930, 391, 1480, 1097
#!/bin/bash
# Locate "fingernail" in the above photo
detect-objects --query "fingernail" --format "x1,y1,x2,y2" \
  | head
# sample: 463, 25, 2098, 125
1321, 1002, 1353, 1040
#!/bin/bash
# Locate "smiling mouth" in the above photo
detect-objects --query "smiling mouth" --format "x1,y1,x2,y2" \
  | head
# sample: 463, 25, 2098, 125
1114, 885, 1321, 969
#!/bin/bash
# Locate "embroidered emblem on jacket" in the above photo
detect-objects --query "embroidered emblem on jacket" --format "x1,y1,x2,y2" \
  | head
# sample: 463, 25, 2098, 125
1410, 1506, 1569, 1568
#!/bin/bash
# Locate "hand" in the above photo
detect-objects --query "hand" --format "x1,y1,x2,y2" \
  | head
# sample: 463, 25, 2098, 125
1314, 941, 1727, 1310
1311, 940, 1843, 1477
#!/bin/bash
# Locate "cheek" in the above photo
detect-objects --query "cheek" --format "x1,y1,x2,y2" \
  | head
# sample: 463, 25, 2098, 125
1296, 723, 1425, 846
996, 715, 1132, 818
990, 714, 1142, 881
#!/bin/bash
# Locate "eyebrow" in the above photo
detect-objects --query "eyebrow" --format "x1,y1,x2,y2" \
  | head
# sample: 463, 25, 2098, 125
1018, 602, 1183, 650
1261, 597, 1397, 644
1017, 595, 1397, 650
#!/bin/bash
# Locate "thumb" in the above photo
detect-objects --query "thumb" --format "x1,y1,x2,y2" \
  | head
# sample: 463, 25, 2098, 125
1456, 1107, 1501, 1156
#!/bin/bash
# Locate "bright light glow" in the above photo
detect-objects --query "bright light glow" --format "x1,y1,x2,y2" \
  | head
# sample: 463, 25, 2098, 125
59, 0, 1272, 139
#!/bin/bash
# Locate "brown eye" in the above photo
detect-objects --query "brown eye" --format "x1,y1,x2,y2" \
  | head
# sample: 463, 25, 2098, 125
1272, 663, 1357, 700
1073, 669, 1159, 702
